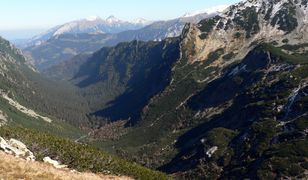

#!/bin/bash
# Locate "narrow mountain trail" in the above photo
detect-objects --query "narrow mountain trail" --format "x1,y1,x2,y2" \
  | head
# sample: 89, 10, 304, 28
75, 130, 94, 143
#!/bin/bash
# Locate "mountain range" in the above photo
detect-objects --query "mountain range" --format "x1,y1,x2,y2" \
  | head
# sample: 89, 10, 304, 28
20, 9, 225, 71
0, 0, 307, 179
19, 16, 151, 48
46, 0, 308, 178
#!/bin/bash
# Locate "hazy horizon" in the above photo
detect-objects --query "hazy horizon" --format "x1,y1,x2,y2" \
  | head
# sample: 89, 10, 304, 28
0, 0, 241, 40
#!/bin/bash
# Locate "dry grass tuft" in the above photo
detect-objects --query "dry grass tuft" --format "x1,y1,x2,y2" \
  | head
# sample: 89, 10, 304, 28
0, 151, 133, 180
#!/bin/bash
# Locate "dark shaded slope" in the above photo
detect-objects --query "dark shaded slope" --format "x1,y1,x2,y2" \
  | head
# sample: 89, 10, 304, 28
71, 39, 180, 124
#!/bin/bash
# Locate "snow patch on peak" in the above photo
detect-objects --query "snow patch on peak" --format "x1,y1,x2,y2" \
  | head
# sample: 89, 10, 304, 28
26, 15, 152, 47
106, 15, 121, 23
183, 4, 229, 17
205, 4, 229, 14
132, 18, 151, 25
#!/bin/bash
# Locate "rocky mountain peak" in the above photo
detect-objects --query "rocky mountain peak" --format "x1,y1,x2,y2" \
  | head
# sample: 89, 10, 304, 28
132, 17, 151, 25
0, 36, 26, 64
106, 15, 122, 23
24, 16, 152, 48
182, 5, 228, 18
181, 0, 307, 65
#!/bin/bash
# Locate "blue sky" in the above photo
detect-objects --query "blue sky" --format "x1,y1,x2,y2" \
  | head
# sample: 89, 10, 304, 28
0, 0, 241, 39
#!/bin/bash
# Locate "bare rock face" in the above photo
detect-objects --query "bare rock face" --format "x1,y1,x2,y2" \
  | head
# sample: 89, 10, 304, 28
206, 146, 218, 158
0, 110, 8, 127
182, 0, 308, 65
0, 137, 35, 161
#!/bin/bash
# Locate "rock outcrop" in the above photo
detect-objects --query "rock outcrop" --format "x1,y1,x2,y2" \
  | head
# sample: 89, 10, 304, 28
0, 137, 35, 161
206, 146, 218, 158
43, 156, 68, 169
0, 136, 69, 169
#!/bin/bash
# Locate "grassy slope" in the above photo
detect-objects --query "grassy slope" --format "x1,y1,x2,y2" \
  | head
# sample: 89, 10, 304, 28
0, 151, 132, 180
0, 126, 168, 180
